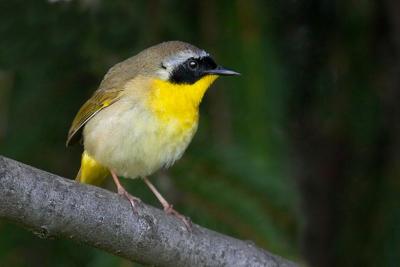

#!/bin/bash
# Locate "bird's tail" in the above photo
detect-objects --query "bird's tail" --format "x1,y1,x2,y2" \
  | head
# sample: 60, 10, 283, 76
76, 150, 109, 186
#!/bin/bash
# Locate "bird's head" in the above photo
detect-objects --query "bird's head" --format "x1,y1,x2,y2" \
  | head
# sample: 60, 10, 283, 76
138, 41, 240, 109
148, 41, 240, 83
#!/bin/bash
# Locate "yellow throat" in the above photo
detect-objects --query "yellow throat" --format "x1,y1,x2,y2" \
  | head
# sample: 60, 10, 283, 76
149, 75, 218, 125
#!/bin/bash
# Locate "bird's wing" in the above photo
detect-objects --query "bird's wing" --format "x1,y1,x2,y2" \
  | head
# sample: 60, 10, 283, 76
66, 55, 142, 146
66, 88, 122, 146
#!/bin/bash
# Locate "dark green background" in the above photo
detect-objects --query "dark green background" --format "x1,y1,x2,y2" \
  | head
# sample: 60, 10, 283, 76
1, 1, 399, 266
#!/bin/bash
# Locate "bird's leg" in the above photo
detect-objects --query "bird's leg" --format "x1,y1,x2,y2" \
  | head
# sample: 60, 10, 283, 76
111, 170, 141, 212
142, 176, 192, 230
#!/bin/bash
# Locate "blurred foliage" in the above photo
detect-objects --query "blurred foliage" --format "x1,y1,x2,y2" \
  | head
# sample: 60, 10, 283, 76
0, 1, 399, 267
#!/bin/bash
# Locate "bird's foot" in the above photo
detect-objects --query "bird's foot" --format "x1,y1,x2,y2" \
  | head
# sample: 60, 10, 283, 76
116, 183, 142, 213
141, 176, 192, 230
164, 204, 192, 231
111, 170, 141, 213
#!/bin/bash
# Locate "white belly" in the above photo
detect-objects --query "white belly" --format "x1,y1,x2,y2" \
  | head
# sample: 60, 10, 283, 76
83, 98, 198, 178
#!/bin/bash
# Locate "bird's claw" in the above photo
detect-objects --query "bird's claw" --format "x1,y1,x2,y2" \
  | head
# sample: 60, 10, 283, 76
164, 204, 192, 231
118, 189, 142, 213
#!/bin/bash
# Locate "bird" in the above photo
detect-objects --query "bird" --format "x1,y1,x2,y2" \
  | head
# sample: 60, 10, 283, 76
66, 41, 239, 228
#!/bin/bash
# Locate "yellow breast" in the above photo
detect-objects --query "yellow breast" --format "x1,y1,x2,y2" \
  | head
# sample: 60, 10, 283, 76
81, 75, 219, 181
148, 75, 218, 131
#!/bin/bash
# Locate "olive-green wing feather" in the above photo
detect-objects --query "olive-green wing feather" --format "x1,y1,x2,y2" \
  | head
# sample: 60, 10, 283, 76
66, 54, 143, 146
66, 89, 121, 146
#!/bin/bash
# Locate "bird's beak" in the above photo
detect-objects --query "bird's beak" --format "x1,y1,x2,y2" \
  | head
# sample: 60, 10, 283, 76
204, 66, 240, 76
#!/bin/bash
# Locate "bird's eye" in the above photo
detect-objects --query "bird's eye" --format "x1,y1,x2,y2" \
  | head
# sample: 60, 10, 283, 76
188, 60, 198, 70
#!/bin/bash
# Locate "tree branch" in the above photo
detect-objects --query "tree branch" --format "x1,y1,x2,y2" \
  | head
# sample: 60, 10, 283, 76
0, 155, 297, 267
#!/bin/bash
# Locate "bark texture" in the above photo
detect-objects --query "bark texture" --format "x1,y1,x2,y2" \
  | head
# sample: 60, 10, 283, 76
0, 155, 296, 267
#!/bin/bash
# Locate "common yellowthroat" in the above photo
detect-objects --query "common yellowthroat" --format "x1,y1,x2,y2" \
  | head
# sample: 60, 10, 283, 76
67, 41, 239, 227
